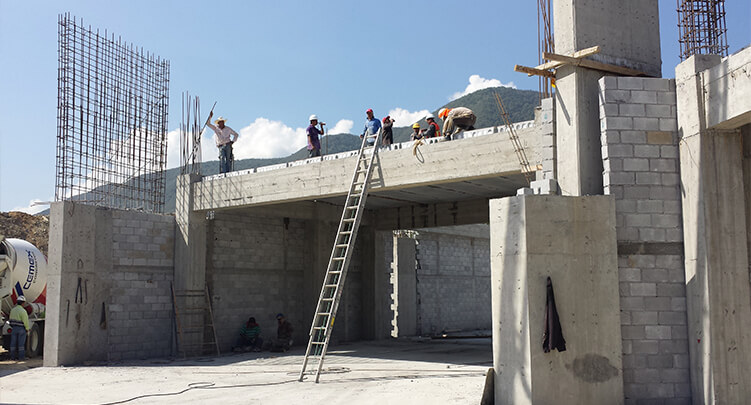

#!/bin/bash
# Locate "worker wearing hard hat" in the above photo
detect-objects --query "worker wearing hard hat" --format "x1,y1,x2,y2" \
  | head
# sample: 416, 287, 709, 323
206, 112, 240, 173
9, 296, 30, 361
423, 114, 441, 138
360, 108, 381, 146
307, 114, 325, 157
410, 123, 423, 141
438, 107, 476, 140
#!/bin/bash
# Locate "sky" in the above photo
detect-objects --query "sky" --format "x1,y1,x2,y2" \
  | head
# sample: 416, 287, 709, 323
1, 1, 749, 214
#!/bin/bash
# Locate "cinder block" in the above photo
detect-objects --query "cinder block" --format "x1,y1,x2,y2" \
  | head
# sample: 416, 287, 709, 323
623, 158, 650, 171
623, 354, 647, 369
632, 311, 658, 325
647, 354, 674, 368
657, 283, 686, 297
604, 89, 632, 103
650, 186, 680, 200
626, 213, 652, 227
671, 297, 687, 311
659, 339, 689, 354
622, 325, 647, 340
600, 103, 620, 117
658, 91, 677, 105
646, 104, 673, 118
602, 116, 634, 130
645, 325, 672, 339
660, 145, 679, 158
662, 173, 680, 186
635, 172, 662, 187
658, 311, 687, 325
634, 144, 661, 158
619, 103, 647, 117
659, 118, 678, 131
624, 186, 651, 199
631, 90, 658, 104
631, 282, 657, 296
653, 214, 681, 228
604, 171, 635, 185
633, 117, 661, 131
618, 77, 646, 90
644, 297, 672, 311
639, 228, 666, 242
620, 130, 647, 144
619, 267, 642, 282
637, 200, 663, 213
643, 78, 671, 92
646, 383, 675, 398
642, 269, 669, 282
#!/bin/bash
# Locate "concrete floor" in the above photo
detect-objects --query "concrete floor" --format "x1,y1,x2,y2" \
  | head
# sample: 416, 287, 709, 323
0, 338, 491, 405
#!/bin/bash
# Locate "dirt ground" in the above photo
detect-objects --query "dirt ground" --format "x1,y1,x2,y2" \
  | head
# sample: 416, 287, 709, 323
0, 211, 49, 256
0, 338, 491, 405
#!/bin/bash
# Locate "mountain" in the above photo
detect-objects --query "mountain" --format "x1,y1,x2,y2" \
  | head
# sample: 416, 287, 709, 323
39, 86, 539, 215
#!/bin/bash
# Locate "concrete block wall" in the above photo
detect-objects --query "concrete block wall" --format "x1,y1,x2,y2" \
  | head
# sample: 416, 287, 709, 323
46, 202, 176, 366
414, 231, 491, 335
208, 212, 306, 351
599, 76, 691, 404
108, 211, 175, 361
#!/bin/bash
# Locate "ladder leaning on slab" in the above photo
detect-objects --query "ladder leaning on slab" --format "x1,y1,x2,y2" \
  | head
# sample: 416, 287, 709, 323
298, 129, 382, 383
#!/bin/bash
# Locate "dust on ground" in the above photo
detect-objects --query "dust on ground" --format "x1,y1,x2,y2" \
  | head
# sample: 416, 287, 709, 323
0, 211, 49, 256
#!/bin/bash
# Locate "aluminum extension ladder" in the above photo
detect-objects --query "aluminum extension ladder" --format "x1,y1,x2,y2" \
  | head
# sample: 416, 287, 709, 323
298, 129, 382, 383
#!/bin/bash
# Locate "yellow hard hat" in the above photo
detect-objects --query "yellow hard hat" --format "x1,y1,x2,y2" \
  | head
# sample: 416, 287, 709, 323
412, 123, 420, 129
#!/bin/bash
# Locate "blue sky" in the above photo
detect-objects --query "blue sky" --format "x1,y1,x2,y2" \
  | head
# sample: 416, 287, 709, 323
1, 0, 749, 213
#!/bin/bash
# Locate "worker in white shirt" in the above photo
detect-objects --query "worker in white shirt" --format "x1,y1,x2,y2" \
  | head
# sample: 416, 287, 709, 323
206, 112, 240, 173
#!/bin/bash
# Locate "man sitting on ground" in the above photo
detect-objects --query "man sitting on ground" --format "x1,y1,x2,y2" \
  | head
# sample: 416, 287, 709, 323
234, 317, 263, 352
270, 313, 294, 352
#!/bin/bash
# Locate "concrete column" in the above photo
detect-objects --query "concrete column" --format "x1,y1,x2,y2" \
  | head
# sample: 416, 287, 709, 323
553, 0, 661, 196
392, 236, 417, 337
490, 195, 623, 405
677, 56, 751, 404
45, 202, 111, 366
173, 174, 206, 291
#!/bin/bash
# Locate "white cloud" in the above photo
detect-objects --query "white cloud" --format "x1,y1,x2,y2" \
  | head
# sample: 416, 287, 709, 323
11, 199, 51, 215
386, 108, 432, 127
328, 119, 354, 135
224, 118, 307, 160
450, 74, 516, 100
165, 128, 181, 169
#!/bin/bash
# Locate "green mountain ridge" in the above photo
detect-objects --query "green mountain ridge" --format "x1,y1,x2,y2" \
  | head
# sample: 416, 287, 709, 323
38, 86, 539, 215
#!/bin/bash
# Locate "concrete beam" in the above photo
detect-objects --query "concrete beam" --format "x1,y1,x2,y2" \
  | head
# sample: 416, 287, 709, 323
192, 127, 545, 211
373, 198, 492, 231
703, 47, 751, 130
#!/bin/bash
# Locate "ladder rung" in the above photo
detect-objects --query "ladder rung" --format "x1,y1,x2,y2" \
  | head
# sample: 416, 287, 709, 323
345, 206, 358, 210
335, 244, 348, 248
317, 312, 331, 316
324, 284, 338, 288
311, 341, 325, 345
343, 218, 355, 222
340, 231, 352, 235
328, 271, 342, 275
332, 257, 345, 261
313, 326, 326, 330
321, 298, 333, 302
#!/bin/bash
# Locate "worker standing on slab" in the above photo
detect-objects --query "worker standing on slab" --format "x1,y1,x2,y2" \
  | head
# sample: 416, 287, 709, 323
8, 296, 30, 361
206, 112, 239, 174
307, 114, 325, 157
360, 108, 381, 146
424, 114, 441, 138
410, 123, 423, 141
381, 116, 395, 146
439, 107, 476, 140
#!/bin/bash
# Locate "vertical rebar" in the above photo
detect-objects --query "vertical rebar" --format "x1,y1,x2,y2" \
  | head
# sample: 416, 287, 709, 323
677, 0, 729, 60
56, 13, 169, 213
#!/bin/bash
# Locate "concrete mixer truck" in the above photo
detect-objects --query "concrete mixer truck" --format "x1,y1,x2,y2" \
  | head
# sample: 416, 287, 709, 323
0, 236, 47, 358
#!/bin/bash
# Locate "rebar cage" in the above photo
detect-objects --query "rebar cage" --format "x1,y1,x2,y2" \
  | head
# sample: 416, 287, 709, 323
677, 0, 729, 60
56, 13, 170, 213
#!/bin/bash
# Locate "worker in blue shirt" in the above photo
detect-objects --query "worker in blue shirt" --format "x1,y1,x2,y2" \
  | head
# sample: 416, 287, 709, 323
360, 108, 381, 146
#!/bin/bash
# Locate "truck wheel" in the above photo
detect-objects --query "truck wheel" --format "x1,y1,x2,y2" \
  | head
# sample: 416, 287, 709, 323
27, 323, 43, 358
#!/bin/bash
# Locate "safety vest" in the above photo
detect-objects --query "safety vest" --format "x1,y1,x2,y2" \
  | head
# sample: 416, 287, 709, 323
429, 121, 441, 138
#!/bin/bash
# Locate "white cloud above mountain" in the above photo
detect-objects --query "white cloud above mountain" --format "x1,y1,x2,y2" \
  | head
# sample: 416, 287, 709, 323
450, 74, 516, 100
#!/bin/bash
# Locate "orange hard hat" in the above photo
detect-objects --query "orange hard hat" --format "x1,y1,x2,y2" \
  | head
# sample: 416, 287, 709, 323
438, 108, 450, 119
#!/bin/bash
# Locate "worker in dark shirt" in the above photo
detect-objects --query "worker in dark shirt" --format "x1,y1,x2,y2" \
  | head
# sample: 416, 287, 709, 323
271, 313, 294, 352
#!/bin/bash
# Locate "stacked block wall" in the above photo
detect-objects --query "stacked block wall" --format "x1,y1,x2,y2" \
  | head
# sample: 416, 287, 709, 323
599, 76, 691, 404
414, 230, 491, 335
108, 211, 175, 360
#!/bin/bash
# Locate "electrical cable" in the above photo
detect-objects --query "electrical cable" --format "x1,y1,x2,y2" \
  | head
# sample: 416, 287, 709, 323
97, 379, 298, 405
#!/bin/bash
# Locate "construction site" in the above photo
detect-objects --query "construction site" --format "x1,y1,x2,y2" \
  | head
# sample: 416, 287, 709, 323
2, 0, 751, 404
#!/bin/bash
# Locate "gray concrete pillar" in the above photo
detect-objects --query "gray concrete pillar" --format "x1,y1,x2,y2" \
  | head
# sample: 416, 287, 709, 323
553, 0, 661, 196
45, 202, 111, 366
174, 174, 206, 291
392, 236, 417, 337
490, 195, 623, 405
677, 56, 751, 404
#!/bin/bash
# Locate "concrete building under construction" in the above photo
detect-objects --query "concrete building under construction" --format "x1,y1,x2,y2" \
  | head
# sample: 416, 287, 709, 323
38, 1, 751, 404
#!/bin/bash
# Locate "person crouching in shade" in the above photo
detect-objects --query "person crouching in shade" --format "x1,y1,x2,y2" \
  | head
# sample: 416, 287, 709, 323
234, 317, 263, 352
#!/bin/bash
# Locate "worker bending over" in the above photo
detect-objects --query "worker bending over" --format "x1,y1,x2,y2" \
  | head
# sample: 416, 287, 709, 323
439, 107, 476, 140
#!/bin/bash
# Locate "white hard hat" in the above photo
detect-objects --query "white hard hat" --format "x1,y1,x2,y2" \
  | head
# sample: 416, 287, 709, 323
425, 113, 434, 120
16, 295, 26, 302
309, 114, 319, 121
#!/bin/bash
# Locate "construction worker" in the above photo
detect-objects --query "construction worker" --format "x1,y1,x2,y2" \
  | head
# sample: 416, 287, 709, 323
410, 123, 423, 141
206, 112, 239, 174
234, 317, 263, 352
9, 296, 30, 361
360, 108, 381, 146
307, 114, 325, 157
381, 116, 395, 146
438, 107, 476, 140
424, 114, 441, 138
271, 313, 294, 352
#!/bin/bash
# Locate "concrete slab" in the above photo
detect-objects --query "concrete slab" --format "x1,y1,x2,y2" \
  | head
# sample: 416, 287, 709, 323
0, 339, 491, 405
